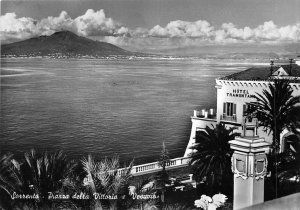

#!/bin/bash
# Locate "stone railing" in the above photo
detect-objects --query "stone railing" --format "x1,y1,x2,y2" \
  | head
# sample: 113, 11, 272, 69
83, 156, 191, 185
130, 156, 190, 176
116, 156, 190, 176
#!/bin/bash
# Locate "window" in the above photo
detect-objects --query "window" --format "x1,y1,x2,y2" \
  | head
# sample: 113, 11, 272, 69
243, 104, 248, 116
223, 102, 236, 116
222, 102, 237, 121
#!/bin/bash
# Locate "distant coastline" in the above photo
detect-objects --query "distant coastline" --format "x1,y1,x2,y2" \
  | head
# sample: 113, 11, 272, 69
1, 53, 297, 62
1, 31, 298, 60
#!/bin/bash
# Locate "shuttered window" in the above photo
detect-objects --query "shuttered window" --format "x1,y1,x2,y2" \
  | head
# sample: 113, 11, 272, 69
223, 102, 236, 116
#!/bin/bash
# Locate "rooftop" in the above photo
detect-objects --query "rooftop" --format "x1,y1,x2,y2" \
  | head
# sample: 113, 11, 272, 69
221, 64, 300, 81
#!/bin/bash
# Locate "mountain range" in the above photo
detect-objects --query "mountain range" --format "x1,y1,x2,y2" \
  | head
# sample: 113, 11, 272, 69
1, 31, 136, 58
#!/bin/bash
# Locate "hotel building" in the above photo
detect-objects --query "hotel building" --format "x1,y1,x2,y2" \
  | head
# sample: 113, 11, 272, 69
184, 59, 300, 157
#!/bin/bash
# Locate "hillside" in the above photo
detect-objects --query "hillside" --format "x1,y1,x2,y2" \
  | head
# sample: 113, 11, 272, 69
1, 31, 135, 58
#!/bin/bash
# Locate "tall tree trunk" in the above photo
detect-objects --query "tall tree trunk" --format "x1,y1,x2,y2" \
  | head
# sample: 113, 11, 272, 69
273, 127, 281, 199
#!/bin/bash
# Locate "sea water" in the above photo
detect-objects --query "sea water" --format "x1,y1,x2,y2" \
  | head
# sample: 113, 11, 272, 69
0, 58, 266, 164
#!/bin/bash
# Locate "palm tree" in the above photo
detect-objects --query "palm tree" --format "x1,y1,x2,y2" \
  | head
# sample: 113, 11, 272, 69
277, 134, 300, 197
81, 155, 133, 210
246, 79, 300, 153
0, 152, 22, 209
189, 123, 239, 195
247, 79, 300, 199
12, 149, 77, 209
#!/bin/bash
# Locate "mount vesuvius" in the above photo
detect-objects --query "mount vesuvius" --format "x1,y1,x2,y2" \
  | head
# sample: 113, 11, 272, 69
1, 31, 137, 58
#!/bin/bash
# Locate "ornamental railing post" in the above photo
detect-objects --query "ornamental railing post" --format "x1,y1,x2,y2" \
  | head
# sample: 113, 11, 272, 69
229, 117, 271, 210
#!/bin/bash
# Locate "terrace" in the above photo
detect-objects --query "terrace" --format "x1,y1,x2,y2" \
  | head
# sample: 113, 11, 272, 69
192, 108, 217, 122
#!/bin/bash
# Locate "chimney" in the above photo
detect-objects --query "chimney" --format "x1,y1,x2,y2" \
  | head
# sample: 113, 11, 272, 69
270, 60, 274, 76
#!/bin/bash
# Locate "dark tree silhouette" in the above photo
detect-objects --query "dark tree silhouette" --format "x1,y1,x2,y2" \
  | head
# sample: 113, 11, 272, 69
0, 153, 22, 209
12, 150, 77, 209
247, 79, 300, 199
189, 123, 238, 195
246, 79, 300, 153
155, 141, 171, 204
81, 155, 133, 210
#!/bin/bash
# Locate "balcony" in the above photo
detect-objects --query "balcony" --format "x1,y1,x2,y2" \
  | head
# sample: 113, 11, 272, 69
220, 114, 237, 122
193, 109, 217, 120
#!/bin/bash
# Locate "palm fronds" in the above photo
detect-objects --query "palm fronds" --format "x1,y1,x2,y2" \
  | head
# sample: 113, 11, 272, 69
0, 152, 23, 209
189, 123, 238, 194
247, 79, 300, 152
81, 155, 134, 210
11, 149, 77, 208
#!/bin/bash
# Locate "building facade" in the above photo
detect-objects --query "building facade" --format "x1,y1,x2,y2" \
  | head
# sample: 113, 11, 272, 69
185, 61, 300, 157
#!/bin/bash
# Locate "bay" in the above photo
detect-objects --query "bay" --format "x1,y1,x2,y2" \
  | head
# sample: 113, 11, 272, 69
0, 58, 264, 164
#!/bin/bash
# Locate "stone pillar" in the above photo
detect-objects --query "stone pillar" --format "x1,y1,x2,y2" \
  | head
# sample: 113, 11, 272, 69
229, 117, 271, 210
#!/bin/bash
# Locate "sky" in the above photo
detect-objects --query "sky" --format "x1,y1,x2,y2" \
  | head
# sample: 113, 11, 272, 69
1, 0, 300, 54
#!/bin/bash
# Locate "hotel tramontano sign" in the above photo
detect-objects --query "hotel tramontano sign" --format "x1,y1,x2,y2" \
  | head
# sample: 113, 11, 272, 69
226, 89, 255, 98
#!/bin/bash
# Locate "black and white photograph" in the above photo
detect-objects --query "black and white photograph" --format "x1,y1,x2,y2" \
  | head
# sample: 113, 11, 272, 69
0, 0, 300, 209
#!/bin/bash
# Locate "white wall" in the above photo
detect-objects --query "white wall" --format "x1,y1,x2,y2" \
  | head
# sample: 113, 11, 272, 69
184, 79, 300, 157
184, 117, 217, 157
216, 79, 300, 144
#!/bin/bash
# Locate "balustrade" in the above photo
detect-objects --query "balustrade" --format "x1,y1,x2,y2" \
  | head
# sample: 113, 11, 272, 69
220, 114, 237, 122
123, 156, 190, 176
83, 156, 190, 185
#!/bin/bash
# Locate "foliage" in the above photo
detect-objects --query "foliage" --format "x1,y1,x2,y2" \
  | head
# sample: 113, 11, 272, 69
11, 149, 77, 209
247, 79, 300, 199
155, 141, 171, 205
81, 155, 133, 210
276, 135, 300, 197
246, 79, 300, 153
0, 153, 22, 209
127, 178, 158, 210
158, 141, 170, 171
189, 123, 238, 195
0, 149, 202, 209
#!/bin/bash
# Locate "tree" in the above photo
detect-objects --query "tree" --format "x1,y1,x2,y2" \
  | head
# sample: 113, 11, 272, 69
158, 141, 170, 172
189, 123, 239, 195
155, 141, 171, 204
247, 79, 300, 199
81, 155, 133, 210
12, 149, 77, 209
246, 79, 300, 153
277, 134, 300, 197
0, 153, 22, 209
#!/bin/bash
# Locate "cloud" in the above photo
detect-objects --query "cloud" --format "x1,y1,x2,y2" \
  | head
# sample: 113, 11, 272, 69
1, 10, 300, 49
36, 11, 74, 35
149, 20, 214, 39
0, 13, 38, 42
148, 20, 300, 43
253, 21, 300, 41
73, 9, 129, 36
216, 23, 254, 41
0, 9, 129, 43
